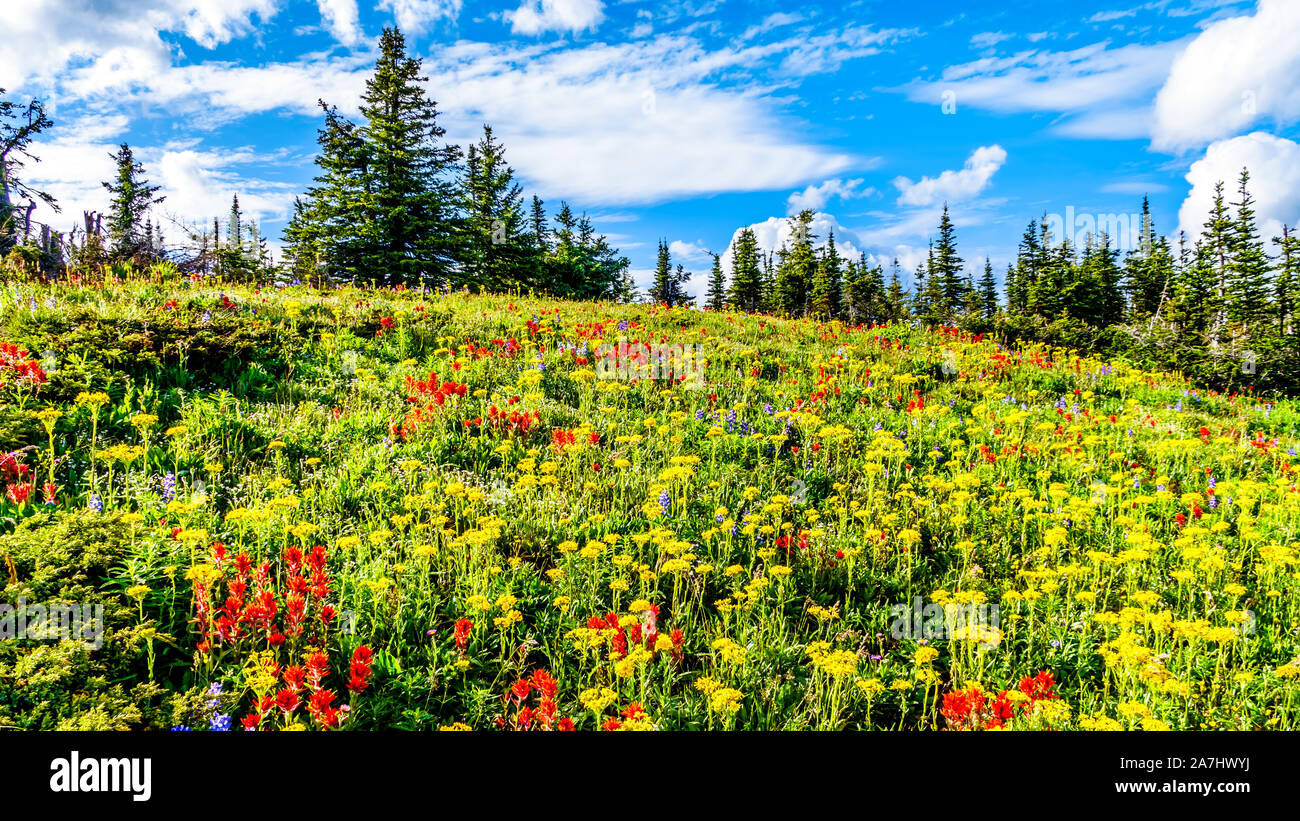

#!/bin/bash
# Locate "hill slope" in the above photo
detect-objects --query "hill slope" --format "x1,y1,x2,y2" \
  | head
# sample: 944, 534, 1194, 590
1, 277, 1298, 730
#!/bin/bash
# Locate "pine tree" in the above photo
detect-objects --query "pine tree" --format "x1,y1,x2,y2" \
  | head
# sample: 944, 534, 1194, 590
358, 27, 462, 286
1228, 169, 1270, 327
528, 195, 550, 287
931, 205, 965, 316
760, 252, 777, 313
573, 212, 631, 300
1029, 237, 1073, 319
727, 227, 762, 312
704, 252, 726, 311
977, 257, 998, 319
887, 259, 907, 322
843, 254, 880, 323
1175, 236, 1219, 341
1274, 225, 1297, 337
775, 210, 817, 316
912, 259, 928, 320
864, 257, 886, 323
921, 241, 945, 325
652, 239, 672, 305
458, 125, 528, 293
811, 231, 843, 319
1007, 218, 1041, 314
288, 27, 462, 287
288, 102, 369, 282
1063, 232, 1120, 326
227, 194, 243, 251
1199, 182, 1234, 341
282, 196, 323, 282
102, 143, 164, 261
1094, 232, 1125, 326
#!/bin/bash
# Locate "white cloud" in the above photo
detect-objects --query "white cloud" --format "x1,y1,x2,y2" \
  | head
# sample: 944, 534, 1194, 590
166, 0, 279, 48
378, 0, 463, 35
1152, 0, 1300, 151
0, 0, 277, 89
778, 25, 909, 77
893, 145, 1007, 207
900, 39, 1185, 140
506, 0, 605, 36
64, 53, 375, 124
786, 178, 872, 214
970, 31, 1013, 49
743, 12, 803, 40
668, 239, 712, 261
423, 36, 883, 204
154, 148, 298, 229
1087, 10, 1137, 23
23, 114, 295, 236
1177, 131, 1300, 242
13, 9, 901, 220
316, 0, 363, 45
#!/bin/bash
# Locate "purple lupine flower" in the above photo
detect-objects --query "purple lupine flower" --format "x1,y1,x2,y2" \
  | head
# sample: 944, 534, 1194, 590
160, 473, 177, 502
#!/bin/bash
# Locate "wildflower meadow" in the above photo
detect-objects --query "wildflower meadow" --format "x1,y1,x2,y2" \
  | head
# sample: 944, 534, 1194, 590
1, 269, 1297, 733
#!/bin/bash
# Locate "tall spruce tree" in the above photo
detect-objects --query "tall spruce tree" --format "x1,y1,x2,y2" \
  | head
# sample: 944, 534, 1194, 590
288, 27, 461, 287
102, 143, 164, 260
704, 252, 726, 311
358, 27, 462, 286
775, 210, 817, 316
887, 259, 907, 322
652, 239, 673, 305
459, 125, 528, 293
1275, 225, 1297, 337
728, 227, 762, 312
977, 257, 998, 319
1199, 182, 1234, 340
811, 231, 843, 319
931, 205, 965, 316
1228, 169, 1270, 327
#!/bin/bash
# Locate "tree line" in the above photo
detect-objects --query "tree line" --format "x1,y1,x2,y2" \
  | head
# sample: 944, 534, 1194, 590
683, 176, 1296, 393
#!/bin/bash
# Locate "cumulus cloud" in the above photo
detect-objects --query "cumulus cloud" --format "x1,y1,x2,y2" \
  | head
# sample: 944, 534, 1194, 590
378, 0, 463, 35
1152, 0, 1300, 151
786, 178, 873, 214
424, 36, 882, 204
668, 239, 712, 262
316, 0, 363, 46
505, 0, 605, 36
1177, 131, 1300, 242
0, 0, 277, 89
154, 148, 298, 228
893, 145, 1006, 207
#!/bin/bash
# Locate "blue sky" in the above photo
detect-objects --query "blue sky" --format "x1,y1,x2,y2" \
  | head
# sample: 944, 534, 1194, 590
7, 0, 1300, 297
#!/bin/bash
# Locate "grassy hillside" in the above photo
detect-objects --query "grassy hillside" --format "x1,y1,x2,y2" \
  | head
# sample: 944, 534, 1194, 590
1, 273, 1298, 730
